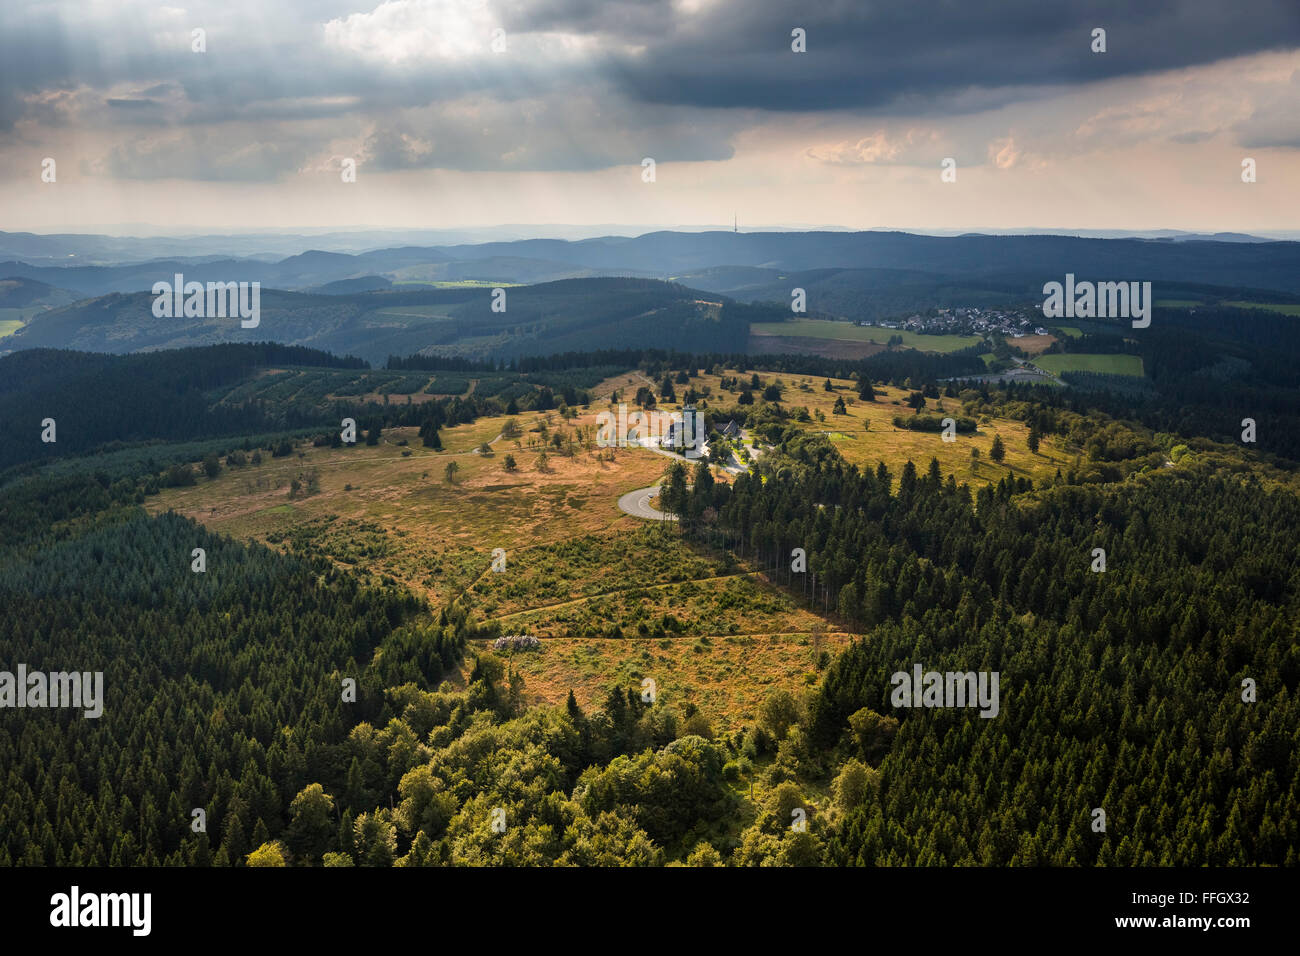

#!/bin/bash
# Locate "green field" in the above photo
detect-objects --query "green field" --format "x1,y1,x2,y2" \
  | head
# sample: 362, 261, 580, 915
1154, 300, 1202, 308
751, 318, 982, 352
1224, 300, 1300, 316
0, 304, 49, 338
1048, 326, 1082, 338
1035, 353, 1145, 377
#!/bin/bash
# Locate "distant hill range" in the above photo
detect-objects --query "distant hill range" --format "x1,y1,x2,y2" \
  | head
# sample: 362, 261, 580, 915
2, 230, 1298, 362
0, 276, 81, 310
0, 226, 1292, 264
1, 230, 1299, 296
1, 277, 765, 365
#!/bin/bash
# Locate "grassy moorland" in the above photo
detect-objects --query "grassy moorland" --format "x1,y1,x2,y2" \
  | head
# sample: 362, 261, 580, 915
499, 630, 851, 728
685, 370, 1075, 486
146, 398, 847, 728
145, 360, 1135, 726
149, 414, 662, 599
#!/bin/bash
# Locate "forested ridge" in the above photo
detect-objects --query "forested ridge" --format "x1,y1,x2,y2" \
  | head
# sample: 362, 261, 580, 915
0, 345, 363, 475
660, 432, 1299, 864
0, 477, 472, 865
7, 277, 756, 364
0, 342, 987, 488
0, 340, 1297, 866
0, 474, 739, 865
1046, 304, 1300, 462
4, 439, 1295, 865
0, 343, 623, 484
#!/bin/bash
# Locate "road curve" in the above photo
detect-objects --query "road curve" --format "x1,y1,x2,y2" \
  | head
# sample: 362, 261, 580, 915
617, 485, 676, 521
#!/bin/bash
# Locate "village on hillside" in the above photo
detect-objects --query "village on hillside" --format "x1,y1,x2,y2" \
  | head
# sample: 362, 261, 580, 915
863, 306, 1048, 338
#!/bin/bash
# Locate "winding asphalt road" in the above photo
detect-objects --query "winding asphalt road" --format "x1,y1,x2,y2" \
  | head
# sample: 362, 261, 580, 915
617, 485, 676, 521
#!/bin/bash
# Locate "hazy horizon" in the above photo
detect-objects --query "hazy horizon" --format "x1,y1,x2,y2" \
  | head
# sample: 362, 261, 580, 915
3, 1, 1297, 235
6, 223, 1300, 241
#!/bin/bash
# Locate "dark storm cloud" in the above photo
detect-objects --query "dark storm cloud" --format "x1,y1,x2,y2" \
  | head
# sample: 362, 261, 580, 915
2, 0, 1298, 177
494, 0, 677, 39
0, 5, 72, 131
6, 1, 1296, 121
608, 0, 1300, 112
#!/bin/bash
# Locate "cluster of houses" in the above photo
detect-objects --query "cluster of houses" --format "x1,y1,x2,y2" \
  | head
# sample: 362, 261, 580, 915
659, 405, 741, 454
861, 307, 1048, 339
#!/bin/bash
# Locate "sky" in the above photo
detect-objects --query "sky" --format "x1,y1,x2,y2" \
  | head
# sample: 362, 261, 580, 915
1, 0, 1299, 235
